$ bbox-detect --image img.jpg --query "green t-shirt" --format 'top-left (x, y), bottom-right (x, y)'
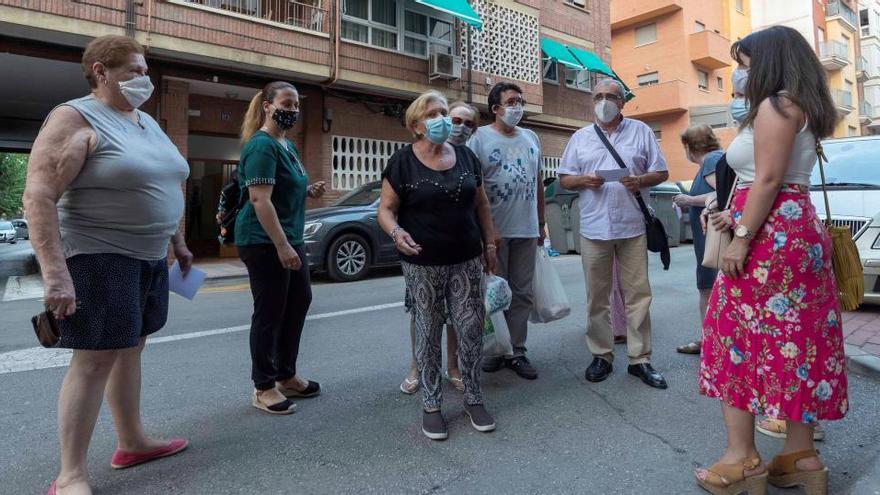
top-left (235, 131), bottom-right (309, 247)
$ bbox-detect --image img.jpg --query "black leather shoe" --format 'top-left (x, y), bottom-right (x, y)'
top-left (506, 356), bottom-right (538, 380)
top-left (584, 357), bottom-right (613, 383)
top-left (627, 363), bottom-right (668, 389)
top-left (482, 356), bottom-right (505, 373)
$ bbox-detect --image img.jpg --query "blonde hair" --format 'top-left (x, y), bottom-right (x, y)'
top-left (82, 35), bottom-right (144, 89)
top-left (449, 101), bottom-right (479, 124)
top-left (405, 90), bottom-right (448, 139)
top-left (680, 124), bottom-right (721, 155)
top-left (241, 81), bottom-right (297, 143)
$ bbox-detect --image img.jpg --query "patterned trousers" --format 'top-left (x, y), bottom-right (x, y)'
top-left (401, 257), bottom-right (485, 410)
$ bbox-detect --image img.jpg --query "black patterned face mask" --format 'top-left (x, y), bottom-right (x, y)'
top-left (272, 108), bottom-right (299, 130)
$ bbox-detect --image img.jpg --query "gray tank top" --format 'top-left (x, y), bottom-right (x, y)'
top-left (56, 95), bottom-right (189, 261)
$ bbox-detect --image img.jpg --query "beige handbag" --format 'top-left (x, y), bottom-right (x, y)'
top-left (701, 179), bottom-right (737, 269)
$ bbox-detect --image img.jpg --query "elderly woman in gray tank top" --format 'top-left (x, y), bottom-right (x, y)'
top-left (23, 35), bottom-right (191, 495)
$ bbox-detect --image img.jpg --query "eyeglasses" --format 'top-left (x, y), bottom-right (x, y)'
top-left (500, 97), bottom-right (525, 108)
top-left (593, 93), bottom-right (622, 103)
top-left (451, 116), bottom-right (477, 128)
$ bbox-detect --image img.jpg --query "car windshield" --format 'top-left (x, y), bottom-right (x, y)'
top-left (334, 183), bottom-right (382, 206)
top-left (0, 222), bottom-right (12, 229)
top-left (810, 139), bottom-right (880, 189)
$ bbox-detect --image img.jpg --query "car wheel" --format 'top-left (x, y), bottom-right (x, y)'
top-left (327, 233), bottom-right (371, 282)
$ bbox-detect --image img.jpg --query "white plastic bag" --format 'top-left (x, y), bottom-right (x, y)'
top-left (484, 274), bottom-right (512, 315)
top-left (529, 247), bottom-right (571, 323)
top-left (482, 311), bottom-right (513, 356)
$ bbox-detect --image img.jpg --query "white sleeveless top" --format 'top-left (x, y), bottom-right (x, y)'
top-left (725, 119), bottom-right (816, 186)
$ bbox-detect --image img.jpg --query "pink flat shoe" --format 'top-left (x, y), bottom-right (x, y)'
top-left (110, 438), bottom-right (188, 469)
top-left (47, 481), bottom-right (56, 495)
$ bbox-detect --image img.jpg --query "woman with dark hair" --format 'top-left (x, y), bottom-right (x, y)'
top-left (237, 81), bottom-right (326, 415)
top-left (695, 26), bottom-right (847, 495)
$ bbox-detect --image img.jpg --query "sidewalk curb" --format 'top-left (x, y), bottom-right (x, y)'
top-left (845, 344), bottom-right (880, 382)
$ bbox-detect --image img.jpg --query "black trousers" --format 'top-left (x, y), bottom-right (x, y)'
top-left (239, 244), bottom-right (312, 390)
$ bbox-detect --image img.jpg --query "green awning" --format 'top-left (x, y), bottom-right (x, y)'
top-left (566, 46), bottom-right (635, 101)
top-left (540, 37), bottom-right (585, 69)
top-left (566, 45), bottom-right (614, 77)
top-left (415, 0), bottom-right (483, 29)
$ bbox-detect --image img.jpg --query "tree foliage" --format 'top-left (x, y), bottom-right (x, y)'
top-left (0, 153), bottom-right (28, 218)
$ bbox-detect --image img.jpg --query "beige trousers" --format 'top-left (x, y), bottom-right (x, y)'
top-left (580, 235), bottom-right (652, 365)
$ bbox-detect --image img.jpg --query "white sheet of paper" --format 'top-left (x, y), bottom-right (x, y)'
top-left (596, 168), bottom-right (631, 181)
top-left (168, 261), bottom-right (206, 300)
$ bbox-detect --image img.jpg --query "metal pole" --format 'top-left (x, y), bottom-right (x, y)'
top-left (466, 24), bottom-right (473, 104)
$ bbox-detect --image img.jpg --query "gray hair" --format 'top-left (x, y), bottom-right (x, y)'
top-left (595, 78), bottom-right (625, 98)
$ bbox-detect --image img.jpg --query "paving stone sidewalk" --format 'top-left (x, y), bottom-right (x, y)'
top-left (843, 306), bottom-right (880, 380)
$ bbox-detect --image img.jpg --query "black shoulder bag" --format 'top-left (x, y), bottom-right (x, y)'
top-left (593, 125), bottom-right (671, 270)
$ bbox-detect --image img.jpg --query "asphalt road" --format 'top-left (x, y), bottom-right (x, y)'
top-left (1, 248), bottom-right (878, 494)
top-left (0, 239), bottom-right (33, 258)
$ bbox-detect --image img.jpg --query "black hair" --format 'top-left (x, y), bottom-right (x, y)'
top-left (739, 26), bottom-right (836, 139)
top-left (487, 82), bottom-right (523, 115)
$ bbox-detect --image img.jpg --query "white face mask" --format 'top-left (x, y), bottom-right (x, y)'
top-left (448, 124), bottom-right (474, 145)
top-left (118, 75), bottom-right (154, 109)
top-left (594, 99), bottom-right (620, 124)
top-left (499, 104), bottom-right (523, 128)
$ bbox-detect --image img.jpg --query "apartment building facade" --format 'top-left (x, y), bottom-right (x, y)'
top-left (0, 0), bottom-right (613, 257)
top-left (751, 0), bottom-right (864, 139)
top-left (859, 0), bottom-right (880, 134)
top-left (610, 0), bottom-right (748, 181)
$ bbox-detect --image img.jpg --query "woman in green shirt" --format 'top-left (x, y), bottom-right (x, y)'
top-left (237, 81), bottom-right (326, 415)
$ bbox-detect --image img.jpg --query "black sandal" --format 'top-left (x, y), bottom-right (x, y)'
top-left (278, 380), bottom-right (321, 398)
top-left (251, 392), bottom-right (296, 415)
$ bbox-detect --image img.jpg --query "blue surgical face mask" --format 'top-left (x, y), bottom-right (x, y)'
top-left (729, 97), bottom-right (749, 122)
top-left (424, 116), bottom-right (452, 144)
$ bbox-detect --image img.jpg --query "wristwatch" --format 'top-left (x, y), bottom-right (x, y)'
top-left (734, 224), bottom-right (755, 240)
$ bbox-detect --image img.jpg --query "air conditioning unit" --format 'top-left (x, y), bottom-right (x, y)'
top-left (429, 53), bottom-right (462, 81)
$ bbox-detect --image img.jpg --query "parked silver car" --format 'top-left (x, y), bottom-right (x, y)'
top-left (0, 221), bottom-right (17, 244)
top-left (811, 136), bottom-right (880, 305)
top-left (11, 219), bottom-right (28, 240)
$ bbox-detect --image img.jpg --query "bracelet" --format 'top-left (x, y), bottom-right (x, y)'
top-left (390, 226), bottom-right (403, 242)
top-left (485, 244), bottom-right (497, 251)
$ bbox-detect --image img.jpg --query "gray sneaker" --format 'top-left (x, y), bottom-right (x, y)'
top-left (464, 404), bottom-right (496, 432)
top-left (422, 410), bottom-right (448, 441)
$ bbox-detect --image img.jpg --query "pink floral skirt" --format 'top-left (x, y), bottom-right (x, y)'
top-left (699, 185), bottom-right (848, 423)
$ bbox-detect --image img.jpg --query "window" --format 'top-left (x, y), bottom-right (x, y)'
top-left (635, 23), bottom-right (657, 47)
top-left (563, 0), bottom-right (589, 9)
top-left (717, 76), bottom-right (724, 90)
top-left (817, 26), bottom-right (826, 43)
top-left (637, 72), bottom-right (659, 86)
top-left (690, 105), bottom-right (733, 128)
top-left (842, 33), bottom-right (850, 55)
top-left (848, 125), bottom-right (858, 137)
top-left (736, 0), bottom-right (744, 13)
top-left (565, 68), bottom-right (592, 91)
top-left (543, 59), bottom-right (559, 84)
top-left (695, 21), bottom-right (705, 33)
top-left (698, 70), bottom-right (709, 90)
top-left (648, 122), bottom-right (662, 141)
top-left (342, 0), bottom-right (454, 57)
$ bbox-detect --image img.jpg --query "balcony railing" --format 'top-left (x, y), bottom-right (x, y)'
top-left (832, 89), bottom-right (854, 113)
top-left (819, 40), bottom-right (850, 70)
top-left (826, 0), bottom-right (858, 29)
top-left (179, 0), bottom-right (329, 32)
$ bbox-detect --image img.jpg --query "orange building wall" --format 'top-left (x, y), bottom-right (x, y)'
top-left (611, 1), bottom-right (734, 180)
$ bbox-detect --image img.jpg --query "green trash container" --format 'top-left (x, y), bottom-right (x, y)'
top-left (543, 178), bottom-right (580, 254)
top-left (649, 183), bottom-right (681, 248)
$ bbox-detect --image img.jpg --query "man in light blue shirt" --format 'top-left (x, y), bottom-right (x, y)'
top-left (469, 82), bottom-right (544, 380)
top-left (558, 78), bottom-right (670, 390)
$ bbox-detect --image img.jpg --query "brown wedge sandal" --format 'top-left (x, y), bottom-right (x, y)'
top-left (768, 449), bottom-right (828, 495)
top-left (695, 456), bottom-right (768, 495)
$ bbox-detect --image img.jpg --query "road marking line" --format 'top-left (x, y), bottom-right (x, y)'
top-left (0, 301), bottom-right (404, 375)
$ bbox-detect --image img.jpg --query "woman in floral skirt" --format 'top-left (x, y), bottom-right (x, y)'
top-left (694, 26), bottom-right (847, 495)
